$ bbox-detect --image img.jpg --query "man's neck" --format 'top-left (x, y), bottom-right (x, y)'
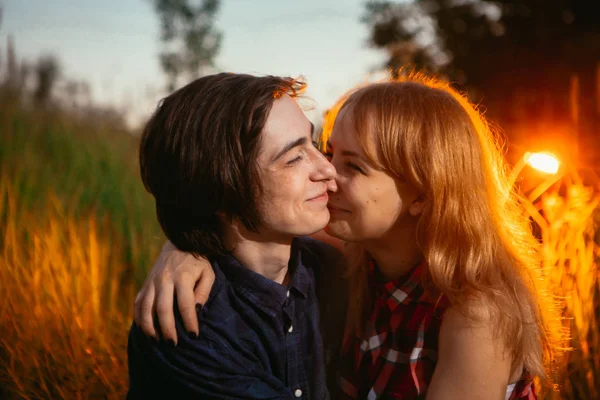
top-left (223, 222), bottom-right (293, 285)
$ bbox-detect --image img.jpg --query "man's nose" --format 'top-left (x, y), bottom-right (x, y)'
top-left (312, 150), bottom-right (337, 181)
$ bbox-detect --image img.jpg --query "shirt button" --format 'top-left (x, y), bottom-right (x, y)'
top-left (294, 389), bottom-right (302, 397)
top-left (286, 290), bottom-right (290, 298)
top-left (288, 325), bottom-right (293, 333)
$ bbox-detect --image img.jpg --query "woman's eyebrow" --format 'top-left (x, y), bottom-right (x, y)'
top-left (326, 141), bottom-right (370, 164)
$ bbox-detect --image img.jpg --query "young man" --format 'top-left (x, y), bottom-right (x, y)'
top-left (127, 73), bottom-right (341, 399)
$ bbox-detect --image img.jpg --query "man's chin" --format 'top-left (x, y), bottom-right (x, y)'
top-left (297, 225), bottom-right (329, 237)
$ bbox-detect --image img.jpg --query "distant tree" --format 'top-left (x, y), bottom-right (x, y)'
top-left (33, 54), bottom-right (60, 106)
top-left (6, 35), bottom-right (17, 87)
top-left (152, 0), bottom-right (222, 91)
top-left (1, 35), bottom-right (29, 98)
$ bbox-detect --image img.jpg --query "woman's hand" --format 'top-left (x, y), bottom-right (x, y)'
top-left (133, 241), bottom-right (215, 344)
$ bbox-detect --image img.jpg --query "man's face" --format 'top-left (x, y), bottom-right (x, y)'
top-left (254, 95), bottom-right (337, 239)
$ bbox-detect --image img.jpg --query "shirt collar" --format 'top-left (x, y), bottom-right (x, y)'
top-left (287, 238), bottom-right (311, 299)
top-left (212, 237), bottom-right (310, 315)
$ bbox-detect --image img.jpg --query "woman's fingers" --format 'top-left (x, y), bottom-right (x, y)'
top-left (131, 241), bottom-right (217, 345)
top-left (155, 278), bottom-right (177, 344)
top-left (134, 284), bottom-right (157, 340)
top-left (194, 265), bottom-right (215, 306)
top-left (175, 269), bottom-right (200, 336)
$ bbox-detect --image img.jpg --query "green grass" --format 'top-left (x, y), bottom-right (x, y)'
top-left (0, 97), bottom-right (164, 399)
top-left (0, 99), bottom-right (164, 284)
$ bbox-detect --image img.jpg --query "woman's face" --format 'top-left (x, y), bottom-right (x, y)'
top-left (324, 107), bottom-right (423, 243)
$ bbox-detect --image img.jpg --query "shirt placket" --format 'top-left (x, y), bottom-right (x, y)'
top-left (283, 289), bottom-right (308, 399)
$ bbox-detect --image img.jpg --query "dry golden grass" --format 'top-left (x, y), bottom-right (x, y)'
top-left (0, 96), bottom-right (163, 399)
top-left (0, 178), bottom-right (138, 399)
top-left (526, 175), bottom-right (600, 399)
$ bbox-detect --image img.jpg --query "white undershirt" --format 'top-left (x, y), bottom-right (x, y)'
top-left (505, 382), bottom-right (517, 400)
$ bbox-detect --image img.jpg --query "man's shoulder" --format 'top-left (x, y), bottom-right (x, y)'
top-left (128, 314), bottom-right (249, 373)
top-left (127, 320), bottom-right (291, 399)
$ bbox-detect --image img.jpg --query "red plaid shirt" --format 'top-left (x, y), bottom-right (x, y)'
top-left (337, 261), bottom-right (536, 400)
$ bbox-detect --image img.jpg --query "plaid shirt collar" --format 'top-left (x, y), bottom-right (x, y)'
top-left (368, 259), bottom-right (433, 311)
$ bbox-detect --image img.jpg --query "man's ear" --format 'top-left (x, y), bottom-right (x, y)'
top-left (409, 196), bottom-right (426, 217)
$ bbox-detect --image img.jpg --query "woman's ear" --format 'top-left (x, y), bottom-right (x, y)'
top-left (409, 196), bottom-right (426, 217)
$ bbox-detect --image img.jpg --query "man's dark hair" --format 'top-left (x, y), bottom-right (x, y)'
top-left (140, 73), bottom-right (305, 257)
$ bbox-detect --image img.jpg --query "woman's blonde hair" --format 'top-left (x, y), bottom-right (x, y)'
top-left (322, 72), bottom-right (565, 382)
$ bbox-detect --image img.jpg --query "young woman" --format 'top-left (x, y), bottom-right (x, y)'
top-left (133, 73), bottom-right (563, 399)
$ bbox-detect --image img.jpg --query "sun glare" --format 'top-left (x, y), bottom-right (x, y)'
top-left (525, 152), bottom-right (560, 174)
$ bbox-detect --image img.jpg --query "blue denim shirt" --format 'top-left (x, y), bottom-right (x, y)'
top-left (127, 236), bottom-right (344, 400)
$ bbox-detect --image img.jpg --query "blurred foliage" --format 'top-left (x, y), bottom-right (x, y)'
top-left (523, 172), bottom-right (600, 399)
top-left (33, 54), bottom-right (60, 107)
top-left (0, 93), bottom-right (164, 286)
top-left (0, 92), bottom-right (164, 398)
top-left (363, 0), bottom-right (600, 165)
top-left (0, 19), bottom-right (161, 399)
top-left (152, 0), bottom-right (222, 91)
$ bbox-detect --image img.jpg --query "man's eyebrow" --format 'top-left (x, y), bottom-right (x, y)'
top-left (272, 137), bottom-right (308, 162)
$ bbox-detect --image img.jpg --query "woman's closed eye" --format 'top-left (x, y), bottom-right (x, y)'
top-left (346, 162), bottom-right (365, 174)
top-left (322, 151), bottom-right (364, 174)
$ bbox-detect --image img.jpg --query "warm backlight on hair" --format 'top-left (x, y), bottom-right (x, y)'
top-left (525, 152), bottom-right (560, 174)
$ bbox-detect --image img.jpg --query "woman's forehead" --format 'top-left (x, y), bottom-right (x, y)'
top-left (331, 107), bottom-right (373, 148)
top-left (330, 108), bottom-right (354, 140)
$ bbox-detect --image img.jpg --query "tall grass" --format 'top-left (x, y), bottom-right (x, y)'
top-left (0, 98), bottom-right (163, 398)
top-left (525, 174), bottom-right (600, 399)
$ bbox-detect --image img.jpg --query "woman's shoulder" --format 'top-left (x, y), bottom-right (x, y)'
top-left (437, 301), bottom-right (512, 366)
top-left (439, 299), bottom-right (501, 335)
top-left (428, 304), bottom-right (515, 398)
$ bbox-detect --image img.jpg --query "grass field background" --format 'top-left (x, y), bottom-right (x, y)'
top-left (0, 97), bottom-right (164, 399)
